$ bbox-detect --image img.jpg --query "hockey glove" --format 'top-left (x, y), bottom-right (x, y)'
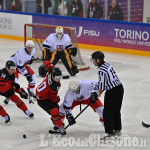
top-left (44, 60), bottom-right (55, 73)
top-left (19, 88), bottom-right (28, 99)
top-left (91, 92), bottom-right (98, 104)
top-left (66, 114), bottom-right (76, 126)
top-left (38, 63), bottom-right (47, 77)
top-left (48, 66), bottom-right (54, 73)
top-left (25, 73), bottom-right (33, 82)
top-left (70, 47), bottom-right (77, 57)
top-left (28, 56), bottom-right (34, 64)
top-left (12, 82), bottom-right (20, 90)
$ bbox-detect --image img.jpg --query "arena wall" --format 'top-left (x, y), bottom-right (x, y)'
top-left (0, 11), bottom-right (150, 57)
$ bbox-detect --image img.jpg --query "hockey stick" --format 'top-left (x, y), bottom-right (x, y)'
top-left (80, 101), bottom-right (82, 111)
top-left (33, 34), bottom-right (44, 61)
top-left (28, 66), bottom-right (34, 104)
top-left (49, 102), bottom-right (92, 134)
top-left (65, 102), bottom-right (92, 129)
top-left (142, 121), bottom-right (150, 128)
top-left (33, 34), bottom-right (43, 52)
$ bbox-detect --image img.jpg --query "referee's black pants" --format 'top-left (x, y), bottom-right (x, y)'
top-left (103, 84), bottom-right (124, 134)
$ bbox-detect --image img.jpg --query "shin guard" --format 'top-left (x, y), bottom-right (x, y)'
top-left (0, 105), bottom-right (7, 117)
top-left (9, 94), bottom-right (27, 112)
top-left (51, 107), bottom-right (63, 128)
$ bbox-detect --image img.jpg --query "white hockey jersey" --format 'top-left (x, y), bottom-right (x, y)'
top-left (9, 47), bottom-right (35, 75)
top-left (63, 80), bottom-right (99, 109)
top-left (43, 33), bottom-right (72, 52)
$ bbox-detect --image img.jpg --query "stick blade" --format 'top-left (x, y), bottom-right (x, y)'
top-left (142, 121), bottom-right (150, 128)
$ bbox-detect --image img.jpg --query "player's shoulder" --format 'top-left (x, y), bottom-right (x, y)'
top-left (47, 33), bottom-right (57, 41)
top-left (49, 33), bottom-right (56, 38)
top-left (79, 80), bottom-right (93, 86)
top-left (99, 62), bottom-right (111, 71)
top-left (48, 79), bottom-right (61, 91)
top-left (63, 34), bottom-right (70, 39)
top-left (17, 47), bottom-right (26, 56)
top-left (0, 68), bottom-right (7, 77)
top-left (18, 47), bottom-right (25, 52)
top-left (0, 68), bottom-right (15, 80)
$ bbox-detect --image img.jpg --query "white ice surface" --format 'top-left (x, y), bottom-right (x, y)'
top-left (0, 39), bottom-right (150, 150)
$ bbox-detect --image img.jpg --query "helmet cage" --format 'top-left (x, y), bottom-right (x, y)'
top-left (56, 26), bottom-right (64, 40)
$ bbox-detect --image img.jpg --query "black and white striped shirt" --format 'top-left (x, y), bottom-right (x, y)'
top-left (97, 62), bottom-right (122, 91)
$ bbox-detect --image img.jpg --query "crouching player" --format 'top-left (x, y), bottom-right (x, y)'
top-left (59, 80), bottom-right (104, 127)
top-left (0, 61), bottom-right (34, 124)
top-left (36, 67), bottom-right (66, 135)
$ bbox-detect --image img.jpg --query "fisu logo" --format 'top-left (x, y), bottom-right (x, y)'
top-left (76, 26), bottom-right (100, 37)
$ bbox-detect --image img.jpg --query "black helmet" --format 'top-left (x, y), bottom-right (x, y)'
top-left (51, 67), bottom-right (62, 79)
top-left (91, 51), bottom-right (105, 62)
top-left (5, 61), bottom-right (16, 70)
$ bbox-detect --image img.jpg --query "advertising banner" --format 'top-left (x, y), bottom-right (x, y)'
top-left (0, 12), bottom-right (32, 36)
top-left (33, 16), bottom-right (150, 52)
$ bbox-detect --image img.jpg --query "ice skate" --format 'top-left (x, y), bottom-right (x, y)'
top-left (4, 114), bottom-right (11, 124)
top-left (4, 98), bottom-right (10, 105)
top-left (25, 110), bottom-right (34, 118)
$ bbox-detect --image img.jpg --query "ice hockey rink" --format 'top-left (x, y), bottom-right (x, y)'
top-left (0, 39), bottom-right (150, 150)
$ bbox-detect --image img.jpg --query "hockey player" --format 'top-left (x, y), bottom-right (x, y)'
top-left (0, 61), bottom-right (34, 124)
top-left (39, 26), bottom-right (79, 77)
top-left (36, 67), bottom-right (66, 135)
top-left (59, 79), bottom-right (104, 127)
top-left (4, 40), bottom-right (37, 105)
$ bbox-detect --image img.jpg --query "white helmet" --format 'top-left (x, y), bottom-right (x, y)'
top-left (26, 40), bottom-right (34, 47)
top-left (56, 26), bottom-right (64, 40)
top-left (69, 80), bottom-right (80, 92)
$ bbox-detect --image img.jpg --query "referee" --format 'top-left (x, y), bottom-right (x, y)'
top-left (91, 51), bottom-right (124, 140)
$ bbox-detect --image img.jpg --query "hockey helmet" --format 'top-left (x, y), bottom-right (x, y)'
top-left (5, 61), bottom-right (16, 70)
top-left (91, 51), bottom-right (105, 62)
top-left (26, 40), bottom-right (34, 47)
top-left (51, 67), bottom-right (62, 79)
top-left (38, 63), bottom-right (47, 77)
top-left (69, 79), bottom-right (80, 92)
top-left (56, 26), bottom-right (64, 40)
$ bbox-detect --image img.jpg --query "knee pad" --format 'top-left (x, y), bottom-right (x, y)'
top-left (9, 95), bottom-right (23, 107)
top-left (9, 94), bottom-right (20, 103)
top-left (0, 106), bottom-right (7, 117)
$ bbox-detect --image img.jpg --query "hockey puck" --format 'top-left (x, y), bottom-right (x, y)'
top-left (23, 134), bottom-right (27, 138)
top-left (62, 75), bottom-right (69, 79)
top-left (142, 121), bottom-right (150, 128)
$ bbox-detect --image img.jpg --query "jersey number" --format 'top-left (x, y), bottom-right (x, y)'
top-left (37, 81), bottom-right (46, 92)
